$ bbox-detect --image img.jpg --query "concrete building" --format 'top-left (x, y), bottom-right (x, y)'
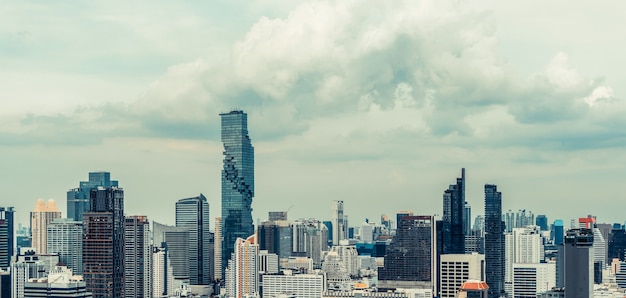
top-left (561, 229), bottom-right (594, 298)
top-left (11, 251), bottom-right (58, 298)
top-left (261, 271), bottom-right (325, 298)
top-left (124, 215), bottom-right (151, 298)
top-left (225, 234), bottom-right (259, 298)
top-left (332, 201), bottom-right (347, 246)
top-left (511, 263), bottom-right (556, 298)
top-left (47, 218), bottom-right (83, 274)
top-left (152, 246), bottom-right (175, 298)
top-left (153, 221), bottom-right (190, 283)
top-left (439, 253), bottom-right (485, 298)
top-left (30, 199), bottom-right (61, 255)
top-left (259, 250), bottom-right (279, 274)
top-left (23, 265), bottom-right (92, 297)
top-left (505, 226), bottom-right (543, 295)
top-left (331, 245), bottom-right (359, 277)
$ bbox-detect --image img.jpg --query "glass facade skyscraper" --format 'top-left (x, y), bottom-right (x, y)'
top-left (484, 184), bottom-right (505, 298)
top-left (220, 110), bottom-right (254, 279)
top-left (442, 168), bottom-right (466, 254)
top-left (67, 172), bottom-right (118, 222)
top-left (176, 194), bottom-right (212, 284)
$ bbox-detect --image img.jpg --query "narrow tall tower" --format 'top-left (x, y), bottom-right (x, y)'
top-left (562, 228), bottom-right (594, 298)
top-left (31, 199), bottom-right (61, 254)
top-left (484, 184), bottom-right (504, 298)
top-left (442, 168), bottom-right (466, 254)
top-left (176, 194), bottom-right (212, 284)
top-left (83, 184), bottom-right (125, 298)
top-left (124, 215), bottom-right (151, 298)
top-left (332, 200), bottom-right (345, 245)
top-left (220, 110), bottom-right (255, 279)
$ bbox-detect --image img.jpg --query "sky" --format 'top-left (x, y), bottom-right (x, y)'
top-left (2, 0), bottom-right (626, 229)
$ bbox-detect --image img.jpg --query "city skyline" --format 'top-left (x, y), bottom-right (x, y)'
top-left (3, 1), bottom-right (626, 228)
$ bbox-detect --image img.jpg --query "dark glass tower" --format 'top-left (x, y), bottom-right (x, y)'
top-left (83, 186), bottom-right (125, 298)
top-left (67, 172), bottom-right (118, 222)
top-left (536, 215), bottom-right (548, 231)
top-left (0, 207), bottom-right (14, 269)
top-left (484, 184), bottom-right (504, 298)
top-left (220, 110), bottom-right (254, 279)
top-left (378, 215), bottom-right (435, 289)
top-left (442, 168), bottom-right (466, 254)
top-left (176, 194), bottom-right (212, 284)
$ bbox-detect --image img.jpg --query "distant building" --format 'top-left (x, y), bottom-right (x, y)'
top-left (442, 169), bottom-right (466, 255)
top-left (439, 253), bottom-right (485, 298)
top-left (259, 250), bottom-right (279, 274)
top-left (552, 220), bottom-right (564, 245)
top-left (152, 247), bottom-right (175, 298)
top-left (332, 201), bottom-right (347, 245)
top-left (220, 110), bottom-right (255, 279)
top-left (608, 225), bottom-right (626, 262)
top-left (511, 263), bottom-right (556, 298)
top-left (330, 245), bottom-right (359, 277)
top-left (224, 234), bottom-right (259, 298)
top-left (536, 215), bottom-right (549, 231)
top-left (30, 199), bottom-right (61, 254)
top-left (124, 215), bottom-right (151, 298)
top-left (378, 215), bottom-right (436, 292)
top-left (47, 218), bottom-right (83, 274)
top-left (153, 221), bottom-right (190, 283)
top-left (176, 194), bottom-right (212, 284)
top-left (82, 186), bottom-right (125, 298)
top-left (561, 229), bottom-right (594, 298)
top-left (67, 172), bottom-right (118, 222)
top-left (23, 265), bottom-right (92, 297)
top-left (484, 184), bottom-right (505, 298)
top-left (258, 218), bottom-right (292, 260)
top-left (0, 207), bottom-right (15, 270)
top-left (11, 250), bottom-right (59, 298)
top-left (292, 218), bottom-right (329, 267)
top-left (0, 269), bottom-right (9, 298)
top-left (457, 280), bottom-right (489, 298)
top-left (261, 271), bottom-right (325, 298)
top-left (505, 226), bottom-right (543, 295)
top-left (214, 217), bottom-right (222, 281)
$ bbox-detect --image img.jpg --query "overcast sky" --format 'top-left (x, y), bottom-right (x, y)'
top-left (2, 0), bottom-right (626, 229)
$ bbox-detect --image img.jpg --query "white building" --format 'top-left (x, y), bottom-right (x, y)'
top-left (331, 245), bottom-right (359, 277)
top-left (332, 201), bottom-right (347, 245)
top-left (505, 226), bottom-right (544, 295)
top-left (361, 223), bottom-right (374, 243)
top-left (23, 265), bottom-right (92, 297)
top-left (225, 235), bottom-right (259, 298)
top-left (261, 271), bottom-right (325, 298)
top-left (286, 257), bottom-right (313, 273)
top-left (512, 262), bottom-right (556, 297)
top-left (46, 218), bottom-right (83, 274)
top-left (152, 247), bottom-right (175, 297)
top-left (259, 250), bottom-right (279, 274)
top-left (11, 251), bottom-right (58, 298)
top-left (439, 253), bottom-right (485, 298)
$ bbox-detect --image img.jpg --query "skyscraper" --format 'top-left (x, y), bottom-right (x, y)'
top-left (484, 184), bottom-right (504, 298)
top-left (47, 218), bottom-right (83, 274)
top-left (224, 235), bottom-right (259, 298)
top-left (67, 172), bottom-right (118, 222)
top-left (332, 200), bottom-right (346, 245)
top-left (0, 207), bottom-right (14, 270)
top-left (176, 194), bottom-right (212, 284)
top-left (153, 221), bottom-right (190, 283)
top-left (378, 215), bottom-right (436, 292)
top-left (124, 215), bottom-right (151, 298)
top-left (561, 229), bottom-right (594, 298)
top-left (220, 110), bottom-right (255, 278)
top-left (442, 168), bottom-right (466, 254)
top-left (82, 186), bottom-right (125, 298)
top-left (31, 199), bottom-right (61, 254)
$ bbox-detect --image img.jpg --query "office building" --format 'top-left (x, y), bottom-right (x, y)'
top-left (220, 110), bottom-right (255, 279)
top-left (511, 263), bottom-right (556, 298)
top-left (292, 218), bottom-right (329, 267)
top-left (176, 194), bottom-right (212, 284)
top-left (332, 200), bottom-right (348, 245)
top-left (285, 257), bottom-right (313, 273)
top-left (322, 251), bottom-right (351, 291)
top-left (23, 265), bottom-right (92, 297)
top-left (214, 217), bottom-right (222, 281)
top-left (67, 172), bottom-right (118, 222)
top-left (378, 215), bottom-right (436, 292)
top-left (47, 218), bottom-right (83, 274)
top-left (261, 271), bottom-right (325, 298)
top-left (224, 234), bottom-right (259, 298)
top-left (258, 217), bottom-right (292, 260)
top-left (153, 221), bottom-right (190, 282)
top-left (561, 229), bottom-right (594, 298)
top-left (608, 225), bottom-right (626, 262)
top-left (0, 207), bottom-right (14, 270)
top-left (505, 226), bottom-right (543, 295)
top-left (11, 250), bottom-right (59, 298)
top-left (82, 186), bottom-right (124, 298)
top-left (442, 168), bottom-right (466, 254)
top-left (124, 216), bottom-right (151, 298)
top-left (259, 250), bottom-right (279, 274)
top-left (439, 253), bottom-right (485, 298)
top-left (536, 215), bottom-right (548, 231)
top-left (31, 199), bottom-right (61, 255)
top-left (152, 247), bottom-right (175, 298)
top-left (484, 184), bottom-right (504, 298)
top-left (552, 220), bottom-right (564, 245)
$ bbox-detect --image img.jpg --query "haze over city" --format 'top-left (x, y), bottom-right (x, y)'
top-left (2, 0), bottom-right (626, 228)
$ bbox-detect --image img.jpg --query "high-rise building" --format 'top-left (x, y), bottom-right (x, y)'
top-left (153, 221), bottom-right (190, 282)
top-left (442, 168), bottom-right (466, 254)
top-left (11, 251), bottom-right (53, 298)
top-left (124, 215), bottom-right (151, 298)
top-left (511, 262), bottom-right (556, 298)
top-left (561, 229), bottom-right (594, 298)
top-left (291, 218), bottom-right (329, 267)
top-left (31, 199), bottom-right (61, 254)
top-left (332, 200), bottom-right (347, 245)
top-left (439, 253), bottom-right (485, 298)
top-left (82, 186), bottom-right (125, 298)
top-left (330, 245), bottom-right (359, 277)
top-left (220, 110), bottom-right (255, 279)
top-left (23, 265), bottom-right (92, 297)
top-left (0, 207), bottom-right (14, 270)
top-left (214, 217), bottom-right (222, 281)
top-left (536, 215), bottom-right (548, 231)
top-left (152, 247), bottom-right (175, 298)
top-left (225, 235), bottom-right (259, 298)
top-left (176, 194), bottom-right (212, 284)
top-left (47, 218), bottom-right (83, 274)
top-left (505, 226), bottom-right (543, 295)
top-left (258, 219), bottom-right (292, 260)
top-left (484, 184), bottom-right (505, 298)
top-left (378, 215), bottom-right (436, 292)
top-left (552, 220), bottom-right (564, 245)
top-left (67, 172), bottom-right (118, 222)
top-left (608, 225), bottom-right (626, 262)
